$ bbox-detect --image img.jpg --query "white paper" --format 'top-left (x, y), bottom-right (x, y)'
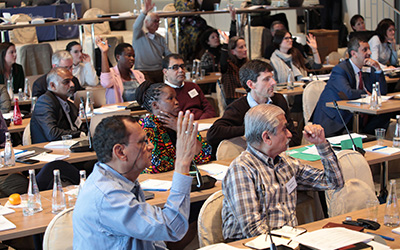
top-left (0, 205), bottom-right (15, 216)
top-left (301, 145), bottom-right (319, 156)
top-left (198, 243), bottom-right (244, 250)
top-left (271, 226), bottom-right (306, 238)
top-left (140, 179), bottom-right (172, 191)
top-left (2, 111), bottom-right (24, 120)
top-left (301, 74), bottom-right (331, 82)
top-left (93, 106), bottom-right (126, 114)
top-left (367, 240), bottom-right (391, 250)
top-left (0, 215), bottom-right (16, 231)
top-left (326, 133), bottom-right (367, 145)
top-left (198, 163), bottom-right (229, 180)
top-left (0, 149), bottom-right (35, 159)
top-left (30, 153), bottom-right (68, 162)
top-left (44, 139), bottom-right (78, 149)
top-left (364, 145), bottom-right (400, 155)
top-left (347, 95), bottom-right (393, 104)
top-left (293, 228), bottom-right (373, 250)
top-left (245, 234), bottom-right (298, 249)
top-left (5, 200), bottom-right (25, 208)
top-left (198, 123), bottom-right (213, 131)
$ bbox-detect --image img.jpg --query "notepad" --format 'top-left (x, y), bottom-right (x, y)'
top-left (244, 234), bottom-right (298, 250)
top-left (140, 179), bottom-right (172, 191)
top-left (364, 145), bottom-right (400, 155)
top-left (271, 226), bottom-right (307, 238)
top-left (198, 163), bottom-right (229, 180)
top-left (0, 216), bottom-right (16, 232)
top-left (30, 153), bottom-right (68, 162)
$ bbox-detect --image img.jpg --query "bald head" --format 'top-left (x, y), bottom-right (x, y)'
top-left (145, 13), bottom-right (160, 34)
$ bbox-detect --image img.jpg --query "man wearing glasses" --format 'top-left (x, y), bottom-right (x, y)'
top-left (32, 50), bottom-right (84, 98)
top-left (30, 67), bottom-right (86, 143)
top-left (162, 53), bottom-right (216, 120)
top-left (222, 104), bottom-right (344, 241)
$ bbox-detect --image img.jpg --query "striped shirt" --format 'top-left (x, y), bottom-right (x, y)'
top-left (221, 142), bottom-right (344, 241)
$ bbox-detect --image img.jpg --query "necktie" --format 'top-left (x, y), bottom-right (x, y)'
top-left (358, 71), bottom-right (364, 90)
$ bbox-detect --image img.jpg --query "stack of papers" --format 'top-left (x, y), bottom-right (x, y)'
top-left (198, 163), bottom-right (229, 180)
top-left (347, 95), bottom-right (393, 105)
top-left (0, 149), bottom-right (35, 159)
top-left (0, 216), bottom-right (16, 232)
top-left (141, 179), bottom-right (172, 191)
top-left (30, 152), bottom-right (68, 162)
top-left (364, 145), bottom-right (400, 155)
top-left (44, 139), bottom-right (79, 149)
top-left (0, 206), bottom-right (15, 216)
top-left (326, 133), bottom-right (367, 145)
top-left (271, 226), bottom-right (307, 238)
top-left (244, 234), bottom-right (298, 249)
top-left (93, 105), bottom-right (126, 115)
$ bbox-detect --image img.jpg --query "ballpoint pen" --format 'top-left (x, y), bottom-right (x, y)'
top-left (372, 146), bottom-right (388, 151)
top-left (366, 232), bottom-right (394, 241)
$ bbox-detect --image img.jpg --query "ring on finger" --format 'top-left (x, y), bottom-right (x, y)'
top-left (185, 131), bottom-right (189, 134)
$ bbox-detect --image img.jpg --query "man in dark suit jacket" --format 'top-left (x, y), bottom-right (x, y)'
top-left (30, 67), bottom-right (86, 144)
top-left (207, 60), bottom-right (300, 156)
top-left (313, 36), bottom-right (389, 137)
top-left (32, 50), bottom-right (84, 98)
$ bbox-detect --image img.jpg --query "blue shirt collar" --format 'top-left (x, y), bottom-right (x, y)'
top-left (246, 92), bottom-right (272, 108)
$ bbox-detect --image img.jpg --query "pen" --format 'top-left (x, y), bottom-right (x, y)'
top-left (15, 150), bottom-right (27, 155)
top-left (366, 232), bottom-right (394, 241)
top-left (101, 41), bottom-right (111, 48)
top-left (372, 146), bottom-right (388, 151)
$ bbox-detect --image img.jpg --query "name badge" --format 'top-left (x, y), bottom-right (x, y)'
top-left (75, 117), bottom-right (82, 128)
top-left (188, 88), bottom-right (199, 98)
top-left (361, 66), bottom-right (371, 73)
top-left (286, 176), bottom-right (297, 194)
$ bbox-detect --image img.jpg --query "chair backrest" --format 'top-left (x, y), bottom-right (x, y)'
top-left (215, 78), bottom-right (226, 116)
top-left (16, 43), bottom-right (53, 76)
top-left (244, 25), bottom-right (271, 59)
top-left (162, 3), bottom-right (177, 53)
top-left (26, 74), bottom-right (43, 96)
top-left (22, 122), bottom-right (31, 146)
top-left (9, 14), bottom-right (38, 44)
top-left (90, 110), bottom-right (131, 134)
top-left (302, 80), bottom-right (326, 124)
top-left (216, 136), bottom-right (246, 161)
top-left (82, 8), bottom-right (111, 35)
top-left (198, 190), bottom-right (225, 247)
top-left (73, 88), bottom-right (107, 109)
top-left (43, 207), bottom-right (74, 250)
top-left (325, 150), bottom-right (377, 217)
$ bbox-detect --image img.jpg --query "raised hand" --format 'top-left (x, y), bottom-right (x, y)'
top-left (142, 0), bottom-right (155, 14)
top-left (303, 124), bottom-right (326, 145)
top-left (95, 37), bottom-right (109, 53)
top-left (306, 33), bottom-right (318, 52)
top-left (229, 5), bottom-right (236, 21)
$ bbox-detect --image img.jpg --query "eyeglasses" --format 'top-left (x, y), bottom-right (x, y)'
top-left (138, 134), bottom-right (150, 145)
top-left (283, 36), bottom-right (293, 41)
top-left (167, 64), bottom-right (185, 71)
top-left (60, 79), bottom-right (73, 85)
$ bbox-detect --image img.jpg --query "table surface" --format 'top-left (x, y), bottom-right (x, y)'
top-left (326, 93), bottom-right (400, 115)
top-left (194, 72), bottom-right (221, 85)
top-left (229, 203), bottom-right (400, 249)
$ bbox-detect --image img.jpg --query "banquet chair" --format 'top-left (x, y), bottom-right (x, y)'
top-left (9, 14), bottom-right (38, 44)
top-left (43, 207), bottom-right (74, 250)
top-left (16, 43), bottom-right (53, 76)
top-left (198, 190), bottom-right (224, 247)
top-left (22, 123), bottom-right (31, 146)
top-left (302, 80), bottom-right (326, 124)
top-left (216, 136), bottom-right (246, 161)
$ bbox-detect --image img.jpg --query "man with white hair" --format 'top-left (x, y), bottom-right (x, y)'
top-left (221, 104), bottom-right (344, 241)
top-left (133, 0), bottom-right (171, 83)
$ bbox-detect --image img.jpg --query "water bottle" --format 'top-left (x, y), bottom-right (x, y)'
top-left (52, 169), bottom-right (66, 214)
top-left (78, 170), bottom-right (86, 194)
top-left (70, 3), bottom-right (78, 21)
top-left (192, 60), bottom-right (197, 81)
top-left (6, 79), bottom-right (13, 100)
top-left (18, 88), bottom-right (23, 101)
top-left (79, 102), bottom-right (85, 119)
top-left (376, 82), bottom-right (382, 107)
top-left (23, 78), bottom-right (30, 100)
top-left (13, 98), bottom-right (22, 125)
top-left (4, 132), bottom-right (15, 167)
top-left (28, 169), bottom-right (42, 214)
top-left (133, 0), bottom-right (139, 14)
top-left (85, 91), bottom-right (93, 117)
top-left (369, 84), bottom-right (378, 110)
top-left (394, 115), bottom-right (400, 148)
top-left (384, 179), bottom-right (400, 227)
top-left (287, 68), bottom-right (294, 90)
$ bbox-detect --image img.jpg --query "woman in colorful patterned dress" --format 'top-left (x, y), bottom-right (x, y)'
top-left (136, 81), bottom-right (211, 173)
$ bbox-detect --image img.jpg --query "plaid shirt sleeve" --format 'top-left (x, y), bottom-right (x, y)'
top-left (294, 141), bottom-right (344, 190)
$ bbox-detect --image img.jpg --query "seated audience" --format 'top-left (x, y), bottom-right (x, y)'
top-left (199, 6), bottom-right (237, 73)
top-left (207, 60), bottom-right (300, 156)
top-left (348, 14), bottom-right (375, 41)
top-left (133, 0), bottom-right (170, 83)
top-left (30, 67), bottom-right (86, 144)
top-left (369, 18), bottom-right (398, 67)
top-left (270, 30), bottom-right (321, 84)
top-left (0, 42), bottom-right (25, 93)
top-left (313, 36), bottom-right (389, 136)
top-left (66, 41), bottom-right (99, 87)
top-left (263, 21), bottom-right (307, 60)
top-left (222, 104), bottom-right (344, 241)
top-left (220, 35), bottom-right (248, 105)
top-left (73, 112), bottom-right (199, 249)
top-left (136, 81), bottom-right (211, 173)
top-left (162, 54), bottom-right (216, 120)
top-left (32, 50), bottom-right (84, 98)
top-left (96, 39), bottom-right (145, 104)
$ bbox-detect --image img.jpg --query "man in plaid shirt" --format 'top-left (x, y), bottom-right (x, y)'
top-left (222, 104), bottom-right (344, 241)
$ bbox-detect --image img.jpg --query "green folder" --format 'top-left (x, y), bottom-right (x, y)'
top-left (340, 137), bottom-right (363, 150)
top-left (286, 146), bottom-right (321, 161)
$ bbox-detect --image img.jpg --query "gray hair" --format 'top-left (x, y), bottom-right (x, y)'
top-left (46, 67), bottom-right (64, 90)
top-left (245, 104), bottom-right (285, 145)
top-left (145, 12), bottom-right (158, 23)
top-left (52, 50), bottom-right (72, 66)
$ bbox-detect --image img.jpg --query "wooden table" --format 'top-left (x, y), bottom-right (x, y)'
top-left (8, 118), bottom-right (30, 133)
top-left (236, 85), bottom-right (304, 97)
top-left (229, 202), bottom-right (400, 249)
top-left (326, 93), bottom-right (400, 133)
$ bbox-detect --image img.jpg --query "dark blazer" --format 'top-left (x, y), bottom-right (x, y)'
top-left (32, 73), bottom-right (84, 98)
top-left (207, 93), bottom-right (300, 155)
top-left (312, 59), bottom-right (387, 136)
top-left (30, 91), bottom-right (85, 144)
top-left (0, 63), bottom-right (25, 93)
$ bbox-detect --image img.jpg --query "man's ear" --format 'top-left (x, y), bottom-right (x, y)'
top-left (116, 54), bottom-right (121, 62)
top-left (246, 80), bottom-right (255, 90)
top-left (113, 144), bottom-right (126, 161)
top-left (162, 68), bottom-right (168, 76)
top-left (261, 131), bottom-right (272, 145)
top-left (49, 81), bottom-right (56, 91)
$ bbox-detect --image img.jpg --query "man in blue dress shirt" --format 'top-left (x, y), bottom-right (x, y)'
top-left (73, 111), bottom-right (199, 249)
